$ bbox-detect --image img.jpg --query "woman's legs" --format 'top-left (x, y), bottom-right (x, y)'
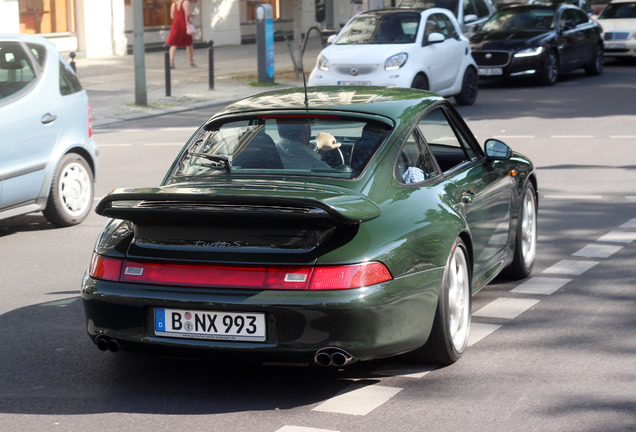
top-left (186, 44), bottom-right (196, 66)
top-left (169, 45), bottom-right (177, 68)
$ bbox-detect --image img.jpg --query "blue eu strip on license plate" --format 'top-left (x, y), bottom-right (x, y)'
top-left (154, 308), bottom-right (266, 342)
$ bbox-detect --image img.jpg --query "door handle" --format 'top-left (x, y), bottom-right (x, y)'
top-left (41, 113), bottom-right (58, 124)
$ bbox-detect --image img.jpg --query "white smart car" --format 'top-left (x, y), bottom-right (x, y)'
top-left (307, 8), bottom-right (479, 105)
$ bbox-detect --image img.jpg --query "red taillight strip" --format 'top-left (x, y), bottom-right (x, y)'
top-left (89, 254), bottom-right (392, 290)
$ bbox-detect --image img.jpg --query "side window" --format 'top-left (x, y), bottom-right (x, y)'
top-left (59, 55), bottom-right (83, 96)
top-left (463, 0), bottom-right (477, 18)
top-left (473, 0), bottom-right (492, 18)
top-left (418, 107), bottom-right (476, 172)
top-left (26, 42), bottom-right (47, 68)
top-left (572, 9), bottom-right (588, 25)
top-left (0, 42), bottom-right (37, 102)
top-left (396, 132), bottom-right (440, 184)
top-left (437, 13), bottom-right (459, 38)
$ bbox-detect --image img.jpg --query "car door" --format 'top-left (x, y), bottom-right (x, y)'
top-left (418, 105), bottom-right (513, 286)
top-left (0, 40), bottom-right (61, 209)
top-left (557, 7), bottom-right (590, 70)
top-left (422, 12), bottom-right (465, 91)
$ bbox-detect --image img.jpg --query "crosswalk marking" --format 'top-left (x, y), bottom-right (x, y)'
top-left (597, 231), bottom-right (636, 243)
top-left (511, 277), bottom-right (571, 295)
top-left (472, 298), bottom-right (540, 320)
top-left (620, 218), bottom-right (636, 229)
top-left (312, 384), bottom-right (402, 416)
top-left (277, 427), bottom-right (339, 432)
top-left (543, 259), bottom-right (599, 275)
top-left (468, 323), bottom-right (502, 346)
top-left (572, 244), bottom-right (623, 258)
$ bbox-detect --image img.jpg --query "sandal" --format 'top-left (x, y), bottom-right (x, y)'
top-left (170, 61), bottom-right (175, 69)
top-left (190, 61), bottom-right (197, 68)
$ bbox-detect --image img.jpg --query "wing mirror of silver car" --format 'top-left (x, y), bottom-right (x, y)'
top-left (485, 139), bottom-right (512, 160)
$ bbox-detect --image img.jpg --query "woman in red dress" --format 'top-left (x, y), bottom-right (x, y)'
top-left (165, 0), bottom-right (196, 68)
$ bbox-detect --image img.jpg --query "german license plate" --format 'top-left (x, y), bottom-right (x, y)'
top-left (605, 42), bottom-right (626, 49)
top-left (154, 308), bottom-right (266, 342)
top-left (478, 67), bottom-right (503, 76)
top-left (338, 81), bottom-right (371, 85)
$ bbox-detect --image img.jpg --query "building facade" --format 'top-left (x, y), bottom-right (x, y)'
top-left (0, 0), bottom-right (388, 57)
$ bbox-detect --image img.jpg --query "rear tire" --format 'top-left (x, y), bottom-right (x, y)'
top-left (585, 42), bottom-right (604, 76)
top-left (454, 67), bottom-right (478, 106)
top-left (412, 238), bottom-right (471, 365)
top-left (504, 182), bottom-right (537, 279)
top-left (43, 153), bottom-right (94, 227)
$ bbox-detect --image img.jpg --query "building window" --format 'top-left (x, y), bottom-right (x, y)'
top-left (243, 0), bottom-right (280, 23)
top-left (124, 0), bottom-right (199, 28)
top-left (19, 0), bottom-right (76, 34)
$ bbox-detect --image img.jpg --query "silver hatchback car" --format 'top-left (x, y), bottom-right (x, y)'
top-left (0, 34), bottom-right (97, 226)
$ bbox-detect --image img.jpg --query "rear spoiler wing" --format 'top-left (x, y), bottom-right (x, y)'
top-left (95, 187), bottom-right (381, 225)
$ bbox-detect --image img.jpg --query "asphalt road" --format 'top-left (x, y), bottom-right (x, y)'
top-left (1, 59), bottom-right (635, 432)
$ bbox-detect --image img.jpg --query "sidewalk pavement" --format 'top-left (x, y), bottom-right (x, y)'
top-left (74, 36), bottom-right (325, 128)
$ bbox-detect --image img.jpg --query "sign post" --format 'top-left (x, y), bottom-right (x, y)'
top-left (256, 4), bottom-right (275, 84)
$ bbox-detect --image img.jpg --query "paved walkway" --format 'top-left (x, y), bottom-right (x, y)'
top-left (74, 36), bottom-right (324, 127)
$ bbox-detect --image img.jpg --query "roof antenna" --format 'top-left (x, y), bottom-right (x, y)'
top-left (298, 42), bottom-right (309, 108)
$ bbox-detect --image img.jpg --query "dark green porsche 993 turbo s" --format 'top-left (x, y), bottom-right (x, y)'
top-left (82, 86), bottom-right (538, 367)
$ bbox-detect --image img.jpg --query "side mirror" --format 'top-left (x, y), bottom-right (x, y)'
top-left (464, 14), bottom-right (478, 24)
top-left (485, 139), bottom-right (512, 160)
top-left (427, 32), bottom-right (445, 45)
top-left (327, 34), bottom-right (336, 44)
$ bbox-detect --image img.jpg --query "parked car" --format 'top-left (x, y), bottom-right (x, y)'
top-left (595, 0), bottom-right (636, 58)
top-left (470, 4), bottom-right (604, 85)
top-left (399, 0), bottom-right (497, 33)
top-left (308, 9), bottom-right (479, 105)
top-left (0, 34), bottom-right (97, 226)
top-left (495, 0), bottom-right (593, 15)
top-left (82, 86), bottom-right (538, 367)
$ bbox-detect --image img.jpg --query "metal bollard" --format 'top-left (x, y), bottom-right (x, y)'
top-left (69, 52), bottom-right (76, 72)
top-left (164, 44), bottom-right (171, 97)
top-left (208, 40), bottom-right (214, 90)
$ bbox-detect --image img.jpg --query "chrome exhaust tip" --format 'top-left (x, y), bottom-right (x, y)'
top-left (314, 347), bottom-right (356, 367)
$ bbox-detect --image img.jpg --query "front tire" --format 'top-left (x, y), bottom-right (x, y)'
top-left (454, 67), bottom-right (478, 106)
top-left (411, 74), bottom-right (429, 91)
top-left (412, 238), bottom-right (471, 365)
top-left (43, 153), bottom-right (94, 227)
top-left (538, 50), bottom-right (559, 86)
top-left (505, 182), bottom-right (537, 279)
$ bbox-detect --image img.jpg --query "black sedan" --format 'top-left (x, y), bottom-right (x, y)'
top-left (470, 3), bottom-right (604, 85)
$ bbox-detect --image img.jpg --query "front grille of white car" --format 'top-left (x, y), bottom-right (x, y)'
top-left (334, 65), bottom-right (379, 76)
top-left (604, 32), bottom-right (630, 41)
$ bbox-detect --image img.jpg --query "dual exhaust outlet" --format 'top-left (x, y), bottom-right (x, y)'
top-left (95, 335), bottom-right (121, 353)
top-left (314, 347), bottom-right (356, 367)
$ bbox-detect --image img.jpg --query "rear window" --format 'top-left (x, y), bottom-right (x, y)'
top-left (169, 116), bottom-right (391, 181)
top-left (59, 54), bottom-right (83, 95)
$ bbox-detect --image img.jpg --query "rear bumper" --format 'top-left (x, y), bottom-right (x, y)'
top-left (81, 268), bottom-right (443, 364)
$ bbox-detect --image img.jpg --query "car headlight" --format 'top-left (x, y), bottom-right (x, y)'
top-left (385, 53), bottom-right (408, 71)
top-left (514, 46), bottom-right (545, 58)
top-left (318, 55), bottom-right (329, 71)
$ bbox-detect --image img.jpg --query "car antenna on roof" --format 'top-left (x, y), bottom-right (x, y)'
top-left (298, 42), bottom-right (309, 108)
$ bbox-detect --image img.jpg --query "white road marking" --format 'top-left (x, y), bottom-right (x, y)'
top-left (610, 135), bottom-right (636, 139)
top-left (543, 259), bottom-right (599, 275)
top-left (550, 135), bottom-right (594, 139)
top-left (143, 143), bottom-right (184, 146)
top-left (472, 298), bottom-right (540, 320)
top-left (98, 143), bottom-right (132, 147)
top-left (493, 135), bottom-right (535, 139)
top-left (620, 218), bottom-right (636, 229)
top-left (542, 195), bottom-right (603, 200)
top-left (572, 244), bottom-right (623, 258)
top-left (312, 384), bottom-right (402, 416)
top-left (598, 231), bottom-right (636, 243)
top-left (511, 276), bottom-right (571, 295)
top-left (468, 323), bottom-right (502, 346)
top-left (277, 427), bottom-right (339, 432)
top-left (373, 364), bottom-right (437, 379)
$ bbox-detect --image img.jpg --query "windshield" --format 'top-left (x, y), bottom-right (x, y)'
top-left (336, 12), bottom-right (421, 44)
top-left (481, 8), bottom-right (555, 31)
top-left (599, 2), bottom-right (636, 18)
top-left (168, 116), bottom-right (391, 182)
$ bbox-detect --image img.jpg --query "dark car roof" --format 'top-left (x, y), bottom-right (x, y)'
top-left (212, 86), bottom-right (444, 126)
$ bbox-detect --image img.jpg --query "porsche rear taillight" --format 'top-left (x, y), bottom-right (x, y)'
top-left (88, 254), bottom-right (392, 290)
